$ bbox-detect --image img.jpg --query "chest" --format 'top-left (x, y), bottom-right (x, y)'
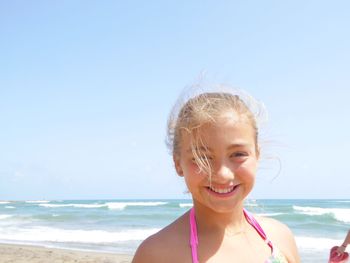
top-left (199, 234), bottom-right (272, 263)
top-left (163, 233), bottom-right (272, 263)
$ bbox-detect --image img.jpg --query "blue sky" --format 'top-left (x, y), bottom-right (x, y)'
top-left (1, 1), bottom-right (349, 200)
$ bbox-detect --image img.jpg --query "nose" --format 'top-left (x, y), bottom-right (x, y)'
top-left (212, 162), bottom-right (235, 182)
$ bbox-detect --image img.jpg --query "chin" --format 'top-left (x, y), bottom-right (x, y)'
top-left (205, 199), bottom-right (244, 214)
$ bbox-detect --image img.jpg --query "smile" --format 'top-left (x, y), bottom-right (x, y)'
top-left (206, 185), bottom-right (239, 197)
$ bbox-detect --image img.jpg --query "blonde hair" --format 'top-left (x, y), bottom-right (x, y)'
top-left (166, 85), bottom-right (267, 176)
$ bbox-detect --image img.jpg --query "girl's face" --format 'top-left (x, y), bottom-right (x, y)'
top-left (174, 111), bottom-right (259, 213)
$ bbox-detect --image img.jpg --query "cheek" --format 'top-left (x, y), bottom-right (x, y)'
top-left (185, 161), bottom-right (203, 175)
top-left (235, 163), bottom-right (256, 195)
top-left (236, 160), bottom-right (257, 179)
top-left (183, 163), bottom-right (208, 182)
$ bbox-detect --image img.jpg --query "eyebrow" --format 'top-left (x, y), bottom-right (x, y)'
top-left (186, 143), bottom-right (251, 153)
top-left (227, 143), bottom-right (251, 149)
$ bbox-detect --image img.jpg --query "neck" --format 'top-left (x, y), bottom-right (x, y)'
top-left (193, 202), bottom-right (248, 236)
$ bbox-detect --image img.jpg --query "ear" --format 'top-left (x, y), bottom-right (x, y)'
top-left (173, 155), bottom-right (184, 177)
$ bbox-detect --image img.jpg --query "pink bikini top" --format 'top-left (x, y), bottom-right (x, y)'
top-left (189, 208), bottom-right (286, 263)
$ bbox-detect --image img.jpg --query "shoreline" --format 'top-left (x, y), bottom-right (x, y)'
top-left (0, 243), bottom-right (133, 263)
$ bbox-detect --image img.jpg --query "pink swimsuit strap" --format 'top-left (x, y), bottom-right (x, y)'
top-left (189, 208), bottom-right (274, 263)
top-left (189, 208), bottom-right (199, 263)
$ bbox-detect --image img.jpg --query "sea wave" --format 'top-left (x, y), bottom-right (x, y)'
top-left (0, 227), bottom-right (160, 243)
top-left (5, 206), bottom-right (15, 209)
top-left (293, 206), bottom-right (350, 223)
top-left (39, 203), bottom-right (106, 208)
top-left (179, 203), bottom-right (193, 208)
top-left (257, 212), bottom-right (285, 217)
top-left (105, 202), bottom-right (168, 210)
top-left (26, 201), bottom-right (50, 203)
top-left (296, 236), bottom-right (343, 250)
top-left (245, 199), bottom-right (258, 207)
top-left (0, 201), bottom-right (10, 204)
top-left (38, 201), bottom-right (168, 210)
top-left (0, 215), bottom-right (13, 220)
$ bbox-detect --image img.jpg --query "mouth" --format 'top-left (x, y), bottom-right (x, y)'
top-left (206, 184), bottom-right (239, 197)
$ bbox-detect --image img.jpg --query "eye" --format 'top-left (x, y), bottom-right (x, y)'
top-left (230, 152), bottom-right (248, 158)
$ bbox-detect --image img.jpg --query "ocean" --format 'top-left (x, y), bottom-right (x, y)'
top-left (0, 199), bottom-right (349, 262)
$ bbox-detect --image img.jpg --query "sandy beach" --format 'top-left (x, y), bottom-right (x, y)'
top-left (0, 243), bottom-right (133, 263)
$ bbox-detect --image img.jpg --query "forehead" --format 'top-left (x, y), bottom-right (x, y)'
top-left (203, 110), bottom-right (253, 132)
top-left (203, 116), bottom-right (254, 140)
top-left (215, 110), bottom-right (247, 124)
top-left (180, 113), bottom-right (256, 149)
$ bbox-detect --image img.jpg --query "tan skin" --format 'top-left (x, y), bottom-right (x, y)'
top-left (132, 112), bottom-right (300, 263)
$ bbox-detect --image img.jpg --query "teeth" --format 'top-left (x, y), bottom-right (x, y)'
top-left (210, 186), bottom-right (235, 194)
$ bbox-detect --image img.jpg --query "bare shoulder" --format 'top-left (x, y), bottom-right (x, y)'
top-left (132, 212), bottom-right (189, 263)
top-left (256, 215), bottom-right (300, 263)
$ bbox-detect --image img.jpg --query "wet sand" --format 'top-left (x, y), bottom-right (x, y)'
top-left (0, 243), bottom-right (133, 263)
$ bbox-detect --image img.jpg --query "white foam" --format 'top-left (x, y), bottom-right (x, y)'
top-left (245, 199), bottom-right (258, 207)
top-left (39, 203), bottom-right (106, 208)
top-left (26, 201), bottom-right (50, 203)
top-left (293, 206), bottom-right (350, 223)
top-left (296, 236), bottom-right (343, 251)
top-left (68, 204), bottom-right (106, 208)
top-left (179, 203), bottom-right (193, 208)
top-left (105, 202), bottom-right (167, 210)
top-left (332, 209), bottom-right (350, 223)
top-left (245, 203), bottom-right (258, 207)
top-left (0, 215), bottom-right (13, 220)
top-left (39, 204), bottom-right (71, 208)
top-left (5, 206), bottom-right (15, 209)
top-left (0, 227), bottom-right (160, 243)
top-left (257, 212), bottom-right (284, 217)
top-left (0, 201), bottom-right (10, 204)
top-left (293, 206), bottom-right (326, 215)
top-left (39, 201), bottom-right (167, 210)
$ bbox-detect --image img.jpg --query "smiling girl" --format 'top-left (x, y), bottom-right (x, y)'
top-left (132, 88), bottom-right (300, 263)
